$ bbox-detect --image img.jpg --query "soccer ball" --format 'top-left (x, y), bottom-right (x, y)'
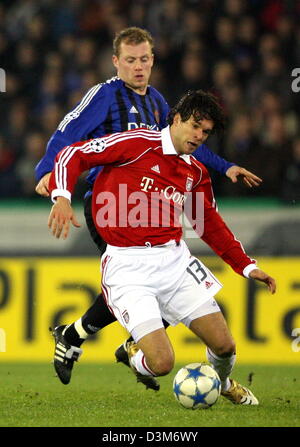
top-left (173, 362), bottom-right (221, 409)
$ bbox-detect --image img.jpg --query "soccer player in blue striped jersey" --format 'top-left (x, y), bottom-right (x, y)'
top-left (35, 27), bottom-right (262, 388)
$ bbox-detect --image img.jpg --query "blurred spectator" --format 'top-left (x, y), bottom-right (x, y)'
top-left (128, 2), bottom-right (148, 29)
top-left (235, 16), bottom-right (258, 83)
top-left (214, 16), bottom-right (237, 62)
top-left (275, 15), bottom-right (296, 65)
top-left (74, 38), bottom-right (97, 72)
top-left (221, 84), bottom-right (246, 119)
top-left (171, 51), bottom-right (209, 99)
top-left (253, 90), bottom-right (298, 140)
top-left (14, 40), bottom-right (41, 100)
top-left (181, 8), bottom-right (210, 46)
top-left (0, 136), bottom-right (20, 197)
top-left (40, 103), bottom-right (64, 136)
top-left (281, 137), bottom-right (300, 203)
top-left (35, 70), bottom-right (65, 113)
top-left (6, 100), bottom-right (31, 155)
top-left (212, 60), bottom-right (239, 101)
top-left (257, 113), bottom-right (293, 196)
top-left (223, 0), bottom-right (248, 18)
top-left (258, 33), bottom-right (282, 57)
top-left (247, 52), bottom-right (293, 111)
top-left (226, 113), bottom-right (257, 161)
top-left (14, 131), bottom-right (47, 198)
top-left (224, 112), bottom-right (263, 196)
top-left (147, 0), bottom-right (184, 45)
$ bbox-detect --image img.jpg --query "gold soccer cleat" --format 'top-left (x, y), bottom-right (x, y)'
top-left (221, 379), bottom-right (259, 405)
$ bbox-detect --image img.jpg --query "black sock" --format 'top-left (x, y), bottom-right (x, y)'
top-left (163, 319), bottom-right (170, 329)
top-left (64, 293), bottom-right (116, 347)
top-left (81, 292), bottom-right (117, 331)
top-left (63, 324), bottom-right (85, 348)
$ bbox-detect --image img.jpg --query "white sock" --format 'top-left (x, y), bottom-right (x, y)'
top-left (130, 349), bottom-right (156, 376)
top-left (206, 347), bottom-right (236, 391)
top-left (71, 319), bottom-right (89, 340)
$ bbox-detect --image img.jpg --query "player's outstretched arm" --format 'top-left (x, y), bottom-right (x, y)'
top-left (48, 196), bottom-right (81, 239)
top-left (249, 268), bottom-right (276, 294)
top-left (193, 146), bottom-right (262, 188)
top-left (36, 172), bottom-right (51, 197)
top-left (226, 166), bottom-right (263, 188)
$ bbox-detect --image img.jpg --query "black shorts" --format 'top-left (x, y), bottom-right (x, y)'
top-left (84, 194), bottom-right (107, 256)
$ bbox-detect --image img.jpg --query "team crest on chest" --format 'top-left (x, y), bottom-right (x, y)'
top-left (185, 176), bottom-right (194, 191)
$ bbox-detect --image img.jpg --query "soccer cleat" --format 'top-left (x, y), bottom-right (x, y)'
top-left (115, 340), bottom-right (160, 391)
top-left (51, 325), bottom-right (82, 385)
top-left (115, 339), bottom-right (131, 367)
top-left (221, 379), bottom-right (259, 405)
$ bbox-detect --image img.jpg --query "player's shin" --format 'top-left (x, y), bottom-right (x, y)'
top-left (63, 293), bottom-right (116, 346)
top-left (130, 348), bottom-right (156, 376)
top-left (62, 319), bottom-right (88, 347)
top-left (206, 346), bottom-right (236, 392)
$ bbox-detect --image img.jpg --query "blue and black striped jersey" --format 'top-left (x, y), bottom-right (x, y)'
top-left (35, 76), bottom-right (233, 187)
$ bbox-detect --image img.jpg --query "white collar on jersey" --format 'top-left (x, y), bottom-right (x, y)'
top-left (161, 126), bottom-right (191, 165)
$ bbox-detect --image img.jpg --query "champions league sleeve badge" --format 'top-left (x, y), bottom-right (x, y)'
top-left (82, 138), bottom-right (107, 153)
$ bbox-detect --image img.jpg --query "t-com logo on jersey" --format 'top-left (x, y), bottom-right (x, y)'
top-left (140, 176), bottom-right (186, 206)
top-left (94, 175), bottom-right (205, 238)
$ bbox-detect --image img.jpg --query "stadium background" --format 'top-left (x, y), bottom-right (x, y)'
top-left (0, 0), bottom-right (300, 365)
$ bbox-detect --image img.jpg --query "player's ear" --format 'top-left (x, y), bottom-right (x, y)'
top-left (112, 55), bottom-right (119, 70)
top-left (150, 53), bottom-right (154, 67)
top-left (173, 113), bottom-right (181, 126)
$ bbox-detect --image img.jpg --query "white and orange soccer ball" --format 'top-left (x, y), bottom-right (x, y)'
top-left (173, 363), bottom-right (221, 409)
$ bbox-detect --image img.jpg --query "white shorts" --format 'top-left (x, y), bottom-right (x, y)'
top-left (101, 240), bottom-right (222, 335)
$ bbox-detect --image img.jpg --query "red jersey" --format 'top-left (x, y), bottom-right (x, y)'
top-left (49, 127), bottom-right (256, 276)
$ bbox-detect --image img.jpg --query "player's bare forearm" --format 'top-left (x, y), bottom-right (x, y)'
top-left (249, 268), bottom-right (276, 294)
top-left (226, 166), bottom-right (262, 188)
top-left (48, 197), bottom-right (81, 239)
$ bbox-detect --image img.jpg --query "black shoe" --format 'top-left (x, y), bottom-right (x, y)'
top-left (115, 339), bottom-right (130, 367)
top-left (115, 340), bottom-right (160, 391)
top-left (51, 325), bottom-right (82, 385)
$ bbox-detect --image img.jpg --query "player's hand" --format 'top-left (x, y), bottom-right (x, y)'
top-left (226, 166), bottom-right (262, 188)
top-left (249, 268), bottom-right (276, 294)
top-left (36, 173), bottom-right (52, 197)
top-left (48, 196), bottom-right (81, 239)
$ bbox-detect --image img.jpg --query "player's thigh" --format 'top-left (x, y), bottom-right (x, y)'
top-left (101, 253), bottom-right (162, 333)
top-left (189, 309), bottom-right (235, 355)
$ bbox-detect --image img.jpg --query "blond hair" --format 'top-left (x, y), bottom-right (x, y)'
top-left (113, 27), bottom-right (154, 57)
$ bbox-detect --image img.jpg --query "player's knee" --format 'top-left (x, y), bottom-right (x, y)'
top-left (151, 355), bottom-right (174, 376)
top-left (213, 339), bottom-right (236, 357)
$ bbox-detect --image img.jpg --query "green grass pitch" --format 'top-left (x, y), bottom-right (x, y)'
top-left (0, 362), bottom-right (299, 427)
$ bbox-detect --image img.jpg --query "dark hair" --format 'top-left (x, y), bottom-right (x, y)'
top-left (113, 27), bottom-right (154, 57)
top-left (167, 90), bottom-right (226, 134)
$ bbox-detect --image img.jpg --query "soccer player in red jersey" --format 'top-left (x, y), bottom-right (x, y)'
top-left (47, 90), bottom-right (276, 404)
top-left (36, 28), bottom-right (262, 389)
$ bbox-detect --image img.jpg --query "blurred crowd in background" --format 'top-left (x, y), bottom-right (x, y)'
top-left (0, 0), bottom-right (299, 201)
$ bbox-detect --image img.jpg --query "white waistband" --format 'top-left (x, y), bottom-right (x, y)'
top-left (105, 239), bottom-right (180, 256)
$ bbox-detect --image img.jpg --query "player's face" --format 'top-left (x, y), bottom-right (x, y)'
top-left (112, 41), bottom-right (154, 95)
top-left (171, 114), bottom-right (214, 155)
